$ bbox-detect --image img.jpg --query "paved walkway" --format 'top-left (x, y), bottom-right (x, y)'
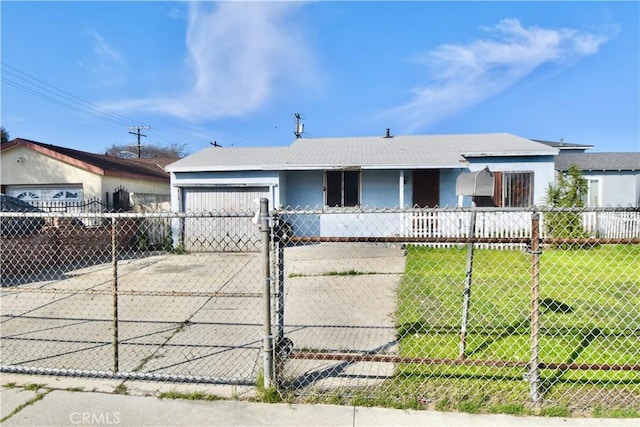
top-left (1, 374), bottom-right (637, 427)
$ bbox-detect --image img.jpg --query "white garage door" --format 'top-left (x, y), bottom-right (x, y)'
top-left (183, 187), bottom-right (269, 213)
top-left (182, 187), bottom-right (270, 252)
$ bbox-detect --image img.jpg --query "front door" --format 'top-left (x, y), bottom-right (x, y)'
top-left (412, 170), bottom-right (440, 207)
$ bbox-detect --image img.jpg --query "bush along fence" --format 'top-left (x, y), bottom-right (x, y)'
top-left (1, 204), bottom-right (638, 416)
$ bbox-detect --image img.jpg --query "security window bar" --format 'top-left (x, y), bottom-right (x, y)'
top-left (325, 170), bottom-right (360, 207)
top-left (493, 171), bottom-right (534, 208)
top-left (504, 171), bottom-right (533, 207)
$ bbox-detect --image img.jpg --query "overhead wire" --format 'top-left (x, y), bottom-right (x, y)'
top-left (2, 62), bottom-right (140, 127)
top-left (1, 61), bottom-right (185, 149)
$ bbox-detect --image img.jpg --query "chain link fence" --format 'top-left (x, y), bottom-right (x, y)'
top-left (1, 210), bottom-right (265, 385)
top-left (272, 206), bottom-right (639, 415)
top-left (1, 205), bottom-right (638, 415)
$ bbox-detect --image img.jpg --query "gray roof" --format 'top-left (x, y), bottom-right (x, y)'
top-left (555, 152), bottom-right (640, 171)
top-left (532, 139), bottom-right (593, 151)
top-left (166, 132), bottom-right (558, 172)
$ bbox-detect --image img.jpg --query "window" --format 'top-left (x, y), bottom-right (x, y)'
top-left (492, 171), bottom-right (534, 207)
top-left (582, 178), bottom-right (600, 207)
top-left (8, 186), bottom-right (82, 201)
top-left (325, 170), bottom-right (360, 207)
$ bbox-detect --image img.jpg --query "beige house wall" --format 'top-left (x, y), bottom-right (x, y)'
top-left (102, 175), bottom-right (169, 198)
top-left (1, 145), bottom-right (169, 202)
top-left (1, 145), bottom-right (103, 199)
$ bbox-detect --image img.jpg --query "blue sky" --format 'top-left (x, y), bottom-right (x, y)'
top-left (1, 1), bottom-right (639, 156)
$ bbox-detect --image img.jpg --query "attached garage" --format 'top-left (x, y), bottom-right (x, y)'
top-left (182, 186), bottom-right (270, 213)
top-left (178, 185), bottom-right (274, 252)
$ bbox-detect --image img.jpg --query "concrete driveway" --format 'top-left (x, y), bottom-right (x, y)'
top-left (1, 243), bottom-right (406, 389)
top-left (1, 252), bottom-right (265, 384)
top-left (281, 243), bottom-right (406, 390)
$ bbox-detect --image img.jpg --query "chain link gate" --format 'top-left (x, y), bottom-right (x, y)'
top-left (1, 209), bottom-right (269, 385)
top-left (2, 205), bottom-right (639, 415)
top-left (271, 206), bottom-right (640, 415)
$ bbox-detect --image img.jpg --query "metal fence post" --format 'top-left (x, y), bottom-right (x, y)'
top-left (276, 223), bottom-right (286, 345)
top-left (111, 217), bottom-right (119, 373)
top-left (529, 212), bottom-right (541, 404)
top-left (459, 208), bottom-right (477, 359)
top-left (260, 198), bottom-right (274, 389)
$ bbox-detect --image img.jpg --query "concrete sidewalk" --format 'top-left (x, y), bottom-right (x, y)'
top-left (1, 374), bottom-right (637, 427)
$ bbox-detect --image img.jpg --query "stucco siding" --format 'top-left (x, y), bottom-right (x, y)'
top-left (467, 155), bottom-right (556, 205)
top-left (595, 172), bottom-right (638, 207)
top-left (283, 170), bottom-right (323, 208)
top-left (440, 169), bottom-right (463, 207)
top-left (361, 170), bottom-right (399, 208)
top-left (102, 176), bottom-right (169, 198)
top-left (2, 146), bottom-right (103, 199)
top-left (277, 171), bottom-right (288, 208)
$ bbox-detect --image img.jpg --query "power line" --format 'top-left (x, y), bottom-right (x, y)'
top-left (1, 62), bottom-right (139, 127)
top-left (1, 61), bottom-right (186, 150)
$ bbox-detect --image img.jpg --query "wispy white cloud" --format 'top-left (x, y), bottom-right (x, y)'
top-left (82, 31), bottom-right (128, 86)
top-left (106, 2), bottom-right (316, 121)
top-left (384, 19), bottom-right (613, 132)
top-left (90, 31), bottom-right (126, 65)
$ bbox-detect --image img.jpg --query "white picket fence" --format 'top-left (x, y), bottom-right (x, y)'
top-left (405, 209), bottom-right (640, 248)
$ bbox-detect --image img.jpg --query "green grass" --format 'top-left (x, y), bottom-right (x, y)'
top-left (157, 390), bottom-right (223, 401)
top-left (289, 269), bottom-right (380, 278)
top-left (387, 244), bottom-right (640, 415)
top-left (113, 383), bottom-right (128, 395)
top-left (22, 383), bottom-right (46, 392)
top-left (255, 371), bottom-right (283, 403)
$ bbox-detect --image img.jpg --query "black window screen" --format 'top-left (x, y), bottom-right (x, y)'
top-left (343, 171), bottom-right (359, 207)
top-left (325, 170), bottom-right (360, 207)
top-left (326, 171), bottom-right (342, 207)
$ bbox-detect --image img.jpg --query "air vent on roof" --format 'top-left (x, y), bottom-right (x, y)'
top-left (384, 128), bottom-right (393, 138)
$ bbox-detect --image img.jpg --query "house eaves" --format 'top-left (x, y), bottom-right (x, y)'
top-left (462, 149), bottom-right (558, 158)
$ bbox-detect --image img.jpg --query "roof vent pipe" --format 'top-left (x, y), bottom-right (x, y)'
top-left (384, 128), bottom-right (392, 138)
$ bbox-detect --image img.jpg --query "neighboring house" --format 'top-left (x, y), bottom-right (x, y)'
top-left (1, 138), bottom-right (171, 212)
top-left (166, 132), bottom-right (558, 240)
top-left (532, 139), bottom-right (593, 154)
top-left (554, 152), bottom-right (640, 207)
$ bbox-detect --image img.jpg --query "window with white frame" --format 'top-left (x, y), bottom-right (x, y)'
top-left (325, 170), bottom-right (360, 207)
top-left (582, 178), bottom-right (601, 207)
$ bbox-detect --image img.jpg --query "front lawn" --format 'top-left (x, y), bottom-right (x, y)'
top-left (387, 244), bottom-right (640, 414)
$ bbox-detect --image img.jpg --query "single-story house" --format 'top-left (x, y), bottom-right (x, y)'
top-left (554, 151), bottom-right (640, 207)
top-left (1, 138), bottom-right (172, 212)
top-left (166, 132), bottom-right (559, 241)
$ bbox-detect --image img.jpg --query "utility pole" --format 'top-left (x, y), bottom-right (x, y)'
top-left (127, 126), bottom-right (151, 158)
